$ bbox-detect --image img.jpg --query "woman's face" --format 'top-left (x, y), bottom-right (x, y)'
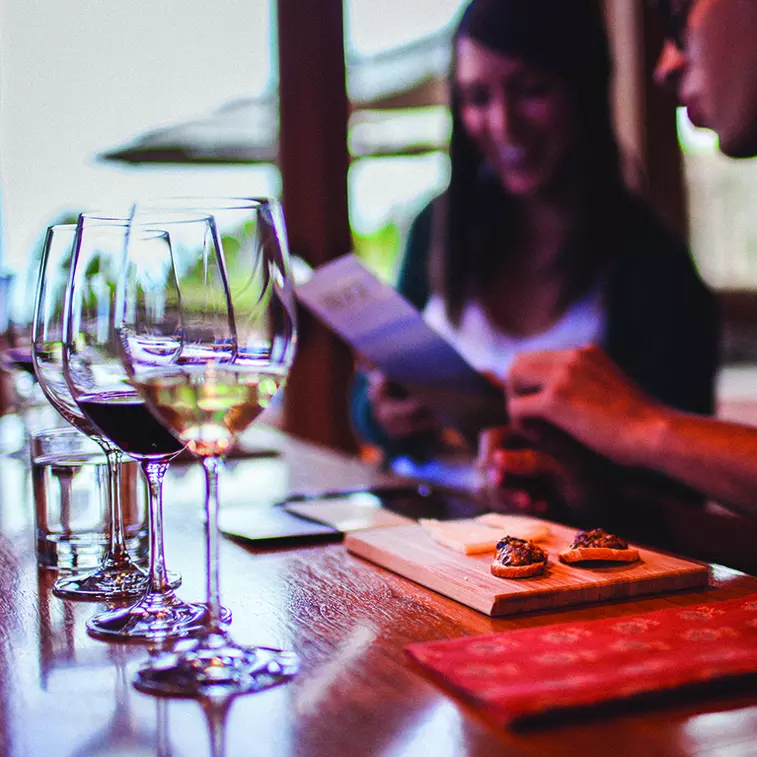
top-left (455, 37), bottom-right (578, 197)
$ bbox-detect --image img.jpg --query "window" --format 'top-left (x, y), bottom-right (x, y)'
top-left (679, 110), bottom-right (757, 289)
top-left (0, 0), bottom-right (278, 318)
top-left (344, 0), bottom-right (468, 279)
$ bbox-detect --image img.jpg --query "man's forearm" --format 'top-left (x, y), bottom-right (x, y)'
top-left (635, 411), bottom-right (757, 515)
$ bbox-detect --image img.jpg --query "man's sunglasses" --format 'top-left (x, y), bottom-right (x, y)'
top-left (649, 0), bottom-right (692, 50)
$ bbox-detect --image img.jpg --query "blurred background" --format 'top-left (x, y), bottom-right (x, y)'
top-left (0, 0), bottom-right (462, 302)
top-left (2, 0), bottom-right (757, 449)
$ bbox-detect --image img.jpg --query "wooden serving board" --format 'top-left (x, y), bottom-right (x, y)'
top-left (344, 516), bottom-right (710, 616)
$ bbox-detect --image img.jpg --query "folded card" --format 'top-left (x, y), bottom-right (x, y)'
top-left (284, 493), bottom-right (414, 531)
top-left (295, 253), bottom-right (507, 438)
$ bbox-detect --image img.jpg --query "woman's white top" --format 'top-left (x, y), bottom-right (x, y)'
top-left (391, 284), bottom-right (607, 489)
top-left (422, 283), bottom-right (607, 382)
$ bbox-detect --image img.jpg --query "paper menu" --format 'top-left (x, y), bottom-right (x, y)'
top-left (295, 253), bottom-right (507, 437)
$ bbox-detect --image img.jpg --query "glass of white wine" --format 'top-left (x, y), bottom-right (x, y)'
top-left (117, 199), bottom-right (298, 696)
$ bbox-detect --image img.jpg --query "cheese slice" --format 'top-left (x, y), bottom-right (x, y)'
top-left (418, 519), bottom-right (502, 555)
top-left (417, 515), bottom-right (553, 555)
top-left (475, 513), bottom-right (552, 542)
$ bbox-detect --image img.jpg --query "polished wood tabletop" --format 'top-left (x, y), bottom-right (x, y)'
top-left (2, 422), bottom-right (757, 757)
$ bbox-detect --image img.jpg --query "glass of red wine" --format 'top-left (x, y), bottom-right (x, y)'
top-left (33, 223), bottom-right (149, 600)
top-left (62, 214), bottom-right (212, 641)
top-left (120, 198), bottom-right (298, 696)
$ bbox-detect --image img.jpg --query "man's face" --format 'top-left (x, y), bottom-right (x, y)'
top-left (654, 0), bottom-right (757, 158)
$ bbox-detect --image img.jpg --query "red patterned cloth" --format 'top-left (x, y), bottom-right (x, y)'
top-left (406, 594), bottom-right (757, 727)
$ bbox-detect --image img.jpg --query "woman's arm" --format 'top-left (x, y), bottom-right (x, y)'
top-left (507, 346), bottom-right (757, 515)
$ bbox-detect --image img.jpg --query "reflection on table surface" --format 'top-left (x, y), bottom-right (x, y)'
top-left (2, 421), bottom-right (757, 756)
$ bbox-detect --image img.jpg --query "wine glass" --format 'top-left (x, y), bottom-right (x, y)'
top-left (2, 270), bottom-right (34, 410)
top-left (4, 267), bottom-right (42, 402)
top-left (62, 214), bottom-right (207, 642)
top-left (120, 198), bottom-right (298, 696)
top-left (33, 224), bottom-right (148, 600)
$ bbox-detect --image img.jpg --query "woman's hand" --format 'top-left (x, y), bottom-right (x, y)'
top-left (477, 425), bottom-right (591, 517)
top-left (506, 346), bottom-right (667, 469)
top-left (367, 371), bottom-right (438, 440)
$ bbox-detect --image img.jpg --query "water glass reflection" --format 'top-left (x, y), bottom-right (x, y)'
top-left (32, 425), bottom-right (148, 570)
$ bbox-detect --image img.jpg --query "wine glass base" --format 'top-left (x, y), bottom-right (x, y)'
top-left (133, 632), bottom-right (299, 698)
top-left (53, 566), bottom-right (181, 601)
top-left (87, 598), bottom-right (232, 643)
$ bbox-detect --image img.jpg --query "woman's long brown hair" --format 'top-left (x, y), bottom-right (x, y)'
top-left (431, 0), bottom-right (628, 325)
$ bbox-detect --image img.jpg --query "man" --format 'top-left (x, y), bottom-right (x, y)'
top-left (652, 0), bottom-right (757, 158)
top-left (499, 0), bottom-right (757, 514)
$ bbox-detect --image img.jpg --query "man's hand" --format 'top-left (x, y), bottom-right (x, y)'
top-left (506, 346), bottom-right (667, 468)
top-left (477, 424), bottom-right (601, 518)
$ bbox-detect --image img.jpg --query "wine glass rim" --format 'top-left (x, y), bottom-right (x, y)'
top-left (129, 210), bottom-right (217, 227)
top-left (77, 210), bottom-right (217, 231)
top-left (78, 212), bottom-right (130, 225)
top-left (136, 196), bottom-right (278, 210)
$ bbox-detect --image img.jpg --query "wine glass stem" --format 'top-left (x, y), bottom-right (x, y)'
top-left (203, 697), bottom-right (231, 757)
top-left (202, 456), bottom-right (224, 634)
top-left (54, 469), bottom-right (74, 537)
top-left (141, 460), bottom-right (171, 593)
top-left (103, 447), bottom-right (130, 564)
top-left (210, 720), bottom-right (227, 757)
top-left (156, 700), bottom-right (171, 757)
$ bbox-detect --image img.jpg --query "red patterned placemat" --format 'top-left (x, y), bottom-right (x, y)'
top-left (406, 594), bottom-right (757, 727)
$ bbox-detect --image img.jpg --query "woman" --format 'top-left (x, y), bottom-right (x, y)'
top-left (351, 0), bottom-right (718, 502)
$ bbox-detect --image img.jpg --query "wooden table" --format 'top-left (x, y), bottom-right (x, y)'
top-left (2, 424), bottom-right (757, 756)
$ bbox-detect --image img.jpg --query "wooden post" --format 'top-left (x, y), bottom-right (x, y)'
top-left (602, 0), bottom-right (689, 238)
top-left (277, 0), bottom-right (358, 451)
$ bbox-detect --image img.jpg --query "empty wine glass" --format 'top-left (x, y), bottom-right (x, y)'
top-left (120, 198), bottom-right (298, 696)
top-left (33, 224), bottom-right (148, 600)
top-left (63, 214), bottom-right (206, 641)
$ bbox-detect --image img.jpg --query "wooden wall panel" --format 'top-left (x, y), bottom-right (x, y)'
top-left (277, 0), bottom-right (358, 451)
top-left (603, 0), bottom-right (689, 238)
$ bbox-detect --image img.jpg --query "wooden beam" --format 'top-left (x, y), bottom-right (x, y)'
top-left (603, 0), bottom-right (689, 238)
top-left (277, 0), bottom-right (358, 451)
